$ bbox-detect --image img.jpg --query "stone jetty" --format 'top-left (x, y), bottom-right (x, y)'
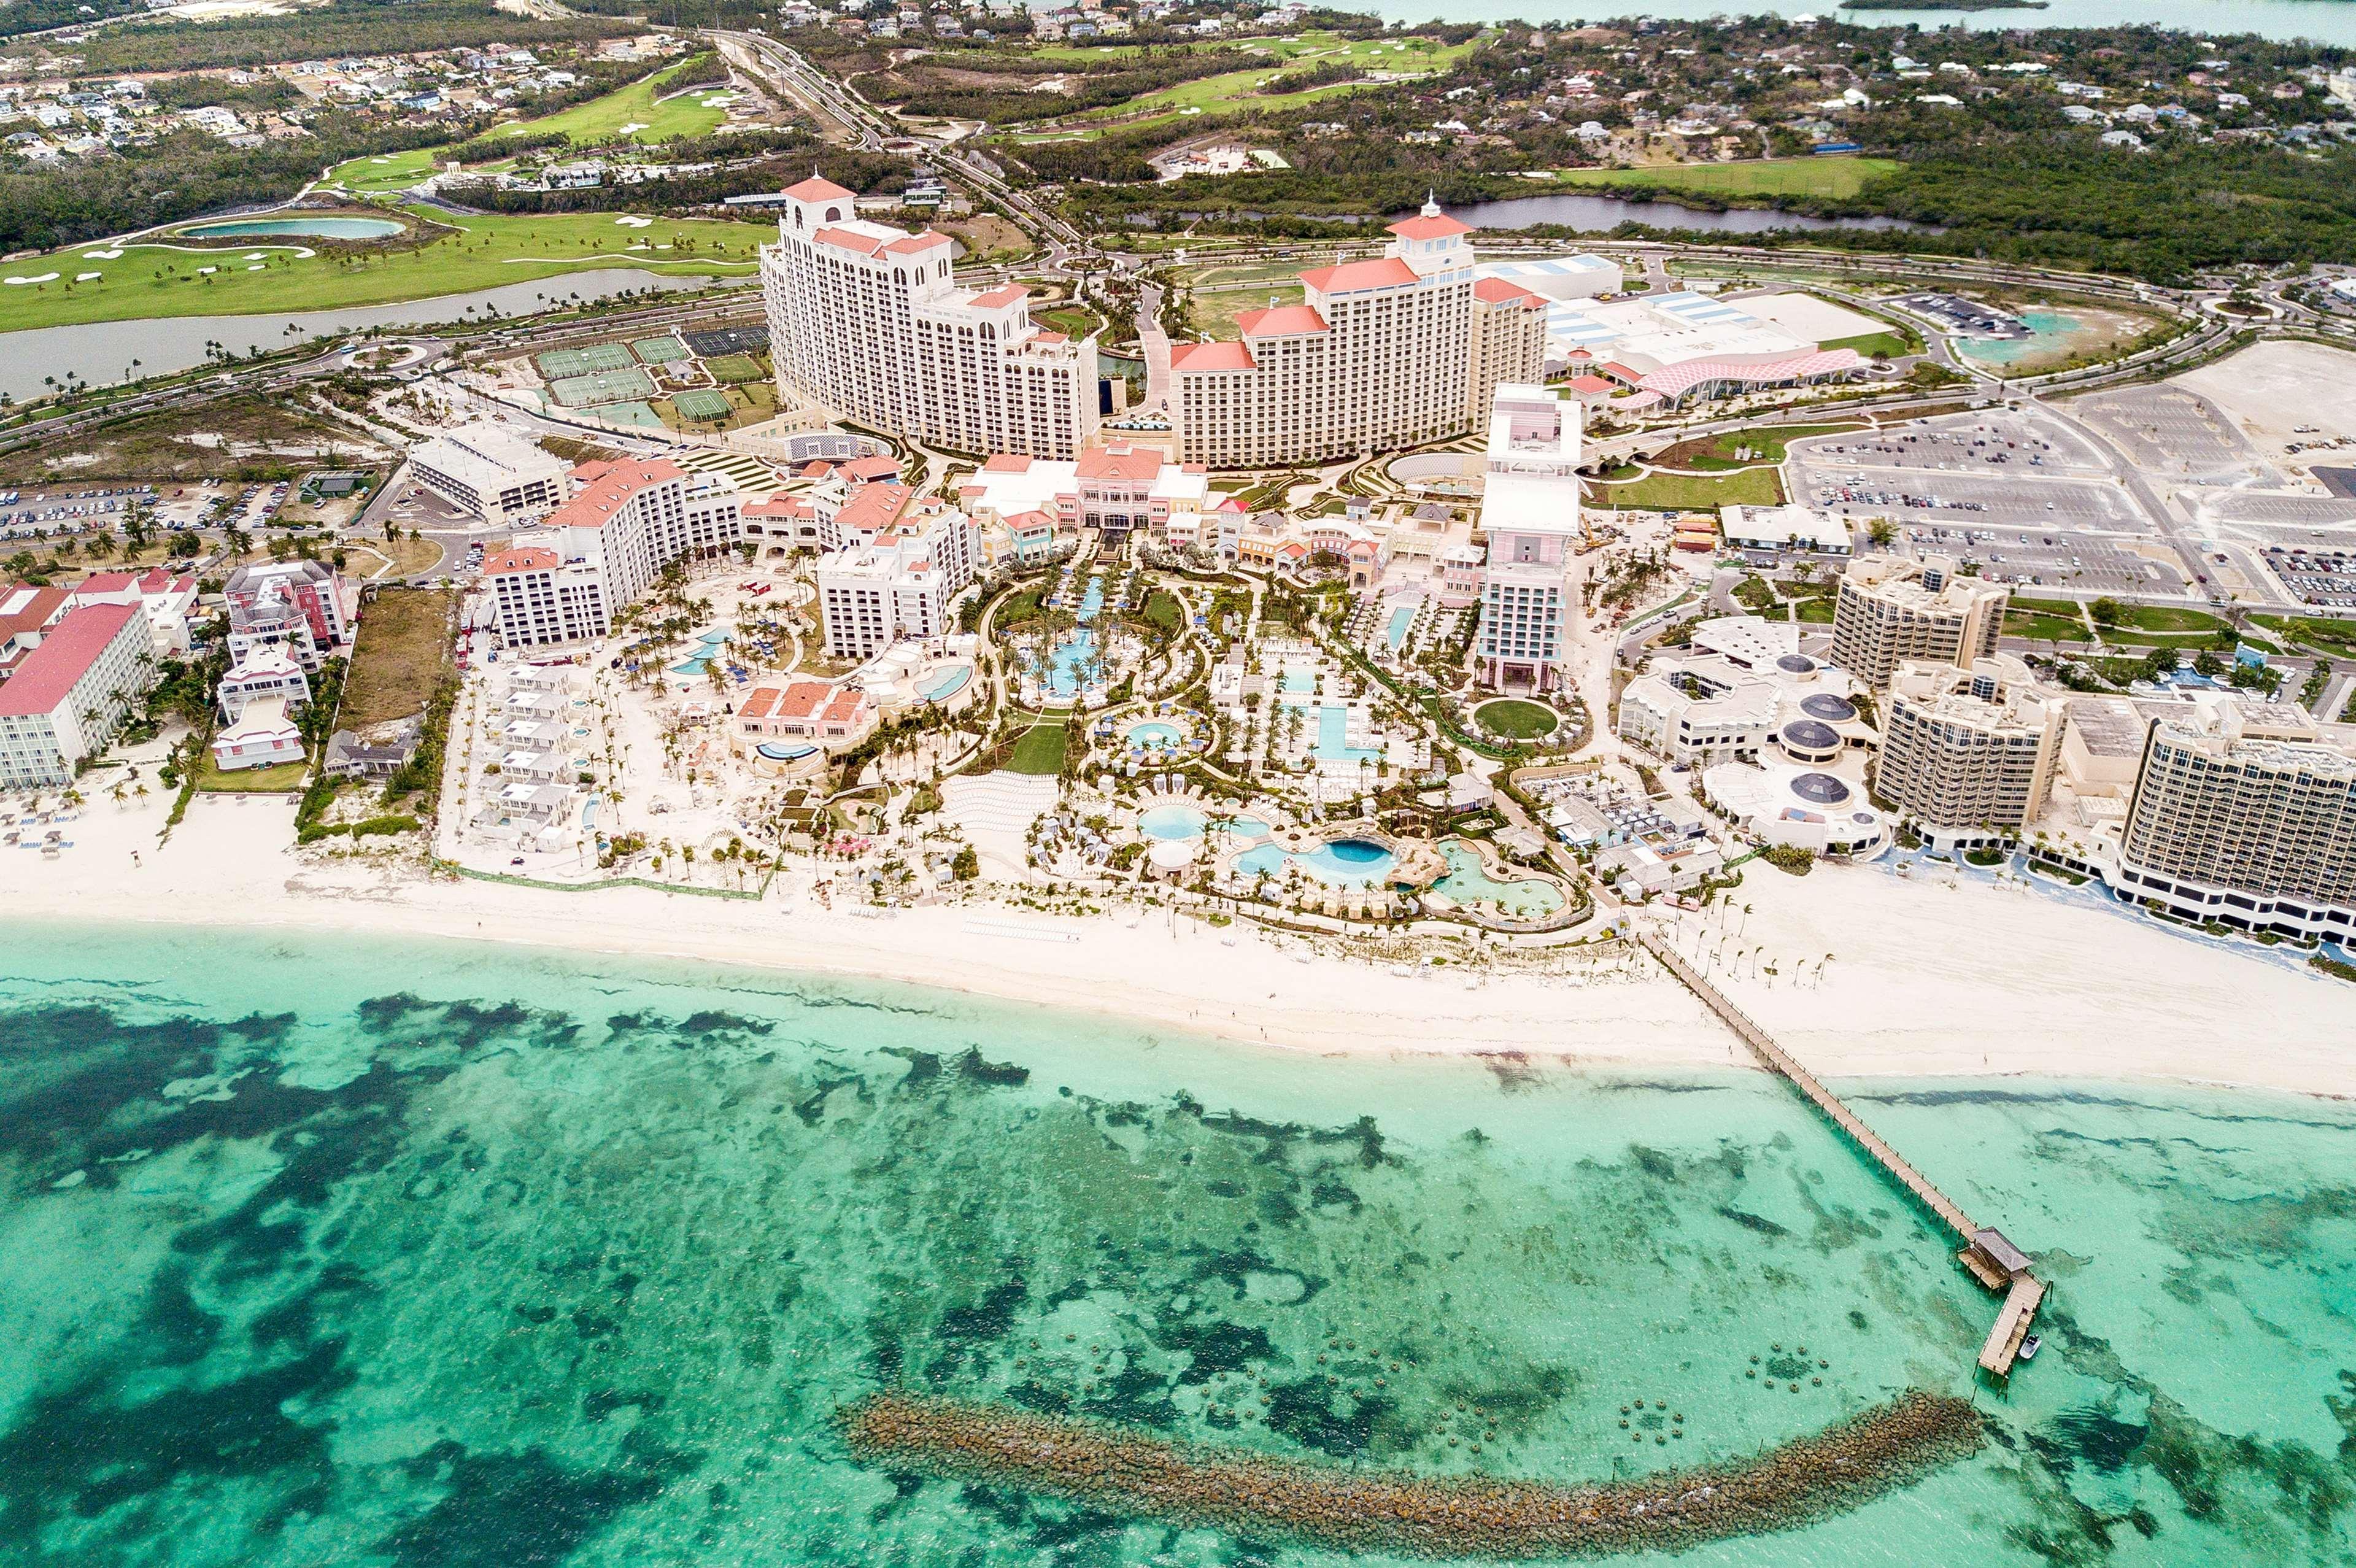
top-left (841, 1389), bottom-right (1983, 1558)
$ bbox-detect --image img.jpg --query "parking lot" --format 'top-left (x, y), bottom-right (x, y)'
top-left (1790, 409), bottom-right (2114, 479)
top-left (2072, 386), bottom-right (2278, 486)
top-left (1888, 522), bottom-right (2176, 593)
top-left (0, 484), bottom-right (157, 541)
top-left (2263, 544), bottom-right (2356, 608)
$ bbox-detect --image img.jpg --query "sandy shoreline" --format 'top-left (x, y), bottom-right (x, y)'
top-left (9, 791), bottom-right (2350, 1097)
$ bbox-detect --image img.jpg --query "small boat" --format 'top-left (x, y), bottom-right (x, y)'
top-left (2017, 1335), bottom-right (2041, 1361)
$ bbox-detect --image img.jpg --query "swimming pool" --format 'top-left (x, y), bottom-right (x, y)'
top-left (1306, 705), bottom-right (1383, 765)
top-left (1076, 577), bottom-right (1106, 624)
top-left (1280, 668), bottom-right (1316, 695)
top-left (670, 628), bottom-right (733, 676)
top-left (756, 742), bottom-right (818, 763)
top-left (181, 216), bottom-right (406, 241)
top-left (1385, 603), bottom-right (1417, 652)
top-left (1038, 630), bottom-right (1095, 700)
top-left (917, 665), bottom-right (971, 702)
top-left (1235, 836), bottom-right (1396, 889)
top-left (1126, 720), bottom-right (1184, 749)
top-left (1137, 803), bottom-right (1208, 841)
top-left (1430, 843), bottom-right (1564, 917)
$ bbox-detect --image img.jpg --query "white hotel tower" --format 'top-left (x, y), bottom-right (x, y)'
top-left (758, 177), bottom-right (1098, 460)
top-left (1170, 198), bottom-right (1545, 469)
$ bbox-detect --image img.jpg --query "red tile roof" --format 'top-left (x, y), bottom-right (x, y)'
top-left (884, 232), bottom-right (948, 256)
top-left (1473, 277), bottom-right (1545, 306)
top-left (1170, 340), bottom-right (1256, 373)
top-left (1005, 508), bottom-right (1057, 531)
top-left (547, 458), bottom-right (685, 530)
top-left (843, 455), bottom-right (901, 482)
top-left (485, 546), bottom-right (561, 575)
top-left (0, 601), bottom-right (138, 716)
top-left (785, 176), bottom-right (857, 203)
top-left (1300, 256), bottom-right (1418, 295)
top-left (73, 570), bottom-right (137, 594)
top-left (1564, 374), bottom-right (1618, 395)
top-left (1236, 303), bottom-right (1330, 337)
top-left (1075, 442), bottom-right (1164, 482)
top-left (970, 283), bottom-right (1028, 309)
top-left (813, 225), bottom-right (885, 257)
top-left (745, 496), bottom-right (812, 519)
top-left (833, 481), bottom-right (914, 536)
top-left (745, 678), bottom-right (869, 724)
top-left (0, 585), bottom-right (69, 644)
top-left (983, 453), bottom-right (1032, 473)
top-left (1387, 212), bottom-right (1473, 241)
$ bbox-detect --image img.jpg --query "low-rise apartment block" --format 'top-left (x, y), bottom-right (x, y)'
top-left (409, 422), bottom-right (568, 528)
top-left (226, 560), bottom-right (355, 671)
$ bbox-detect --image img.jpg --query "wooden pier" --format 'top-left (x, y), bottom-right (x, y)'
top-left (1641, 932), bottom-right (2044, 1377)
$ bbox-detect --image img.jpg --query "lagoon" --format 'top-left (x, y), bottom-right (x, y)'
top-left (178, 216), bottom-right (408, 241)
top-left (1383, 0), bottom-right (2356, 46)
top-left (1444, 191), bottom-right (1928, 235)
top-left (0, 269), bottom-right (744, 405)
top-left (0, 919), bottom-right (2351, 1565)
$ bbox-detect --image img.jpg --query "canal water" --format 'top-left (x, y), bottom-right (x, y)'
top-left (0, 268), bottom-right (746, 405)
top-left (1441, 192), bottom-right (1928, 235)
top-left (1394, 0), bottom-right (2356, 45)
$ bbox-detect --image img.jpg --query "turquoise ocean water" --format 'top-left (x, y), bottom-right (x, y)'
top-left (1, 918), bottom-right (2351, 1565)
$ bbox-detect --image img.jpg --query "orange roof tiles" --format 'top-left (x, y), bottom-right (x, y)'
top-left (0, 603), bottom-right (138, 716)
top-left (884, 232), bottom-right (949, 256)
top-left (833, 481), bottom-right (914, 536)
top-left (1299, 256), bottom-right (1418, 294)
top-left (1473, 277), bottom-right (1545, 306)
top-left (1170, 341), bottom-right (1256, 373)
top-left (547, 458), bottom-right (685, 530)
top-left (485, 546), bottom-right (560, 575)
top-left (785, 176), bottom-right (858, 203)
top-left (1235, 303), bottom-right (1330, 337)
top-left (1075, 442), bottom-right (1164, 481)
top-left (1386, 212), bottom-right (1474, 241)
top-left (983, 453), bottom-right (1033, 473)
top-left (813, 226), bottom-right (885, 257)
top-left (970, 283), bottom-right (1028, 309)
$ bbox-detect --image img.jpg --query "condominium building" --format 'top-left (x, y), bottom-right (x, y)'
top-left (1875, 658), bottom-right (2065, 849)
top-left (68, 567), bottom-right (198, 655)
top-left (1474, 385), bottom-right (1585, 693)
top-left (1829, 554), bottom-right (2007, 690)
top-left (1469, 277), bottom-right (1552, 427)
top-left (814, 509), bottom-right (980, 661)
top-left (484, 459), bottom-right (743, 649)
top-left (225, 560), bottom-right (355, 671)
top-left (0, 602), bottom-right (156, 790)
top-left (759, 177), bottom-right (1096, 459)
top-left (956, 441), bottom-right (1210, 544)
top-left (2112, 699), bottom-right (2356, 940)
top-left (1169, 200), bottom-right (1547, 468)
top-left (409, 422), bottom-right (568, 529)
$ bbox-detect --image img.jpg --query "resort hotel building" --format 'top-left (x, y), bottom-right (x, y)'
top-left (1829, 554), bottom-right (2008, 690)
top-left (0, 601), bottom-right (156, 790)
top-left (1169, 200), bottom-right (1548, 468)
top-left (409, 422), bottom-right (568, 530)
top-left (2111, 699), bottom-right (2356, 940)
top-left (956, 441), bottom-right (1210, 547)
top-left (1473, 385), bottom-right (1586, 693)
top-left (759, 177), bottom-right (1096, 460)
top-left (225, 560), bottom-right (355, 672)
top-left (1618, 616), bottom-right (1869, 768)
top-left (485, 458), bottom-right (744, 649)
top-left (814, 506), bottom-right (980, 662)
top-left (1875, 657), bottom-right (2066, 851)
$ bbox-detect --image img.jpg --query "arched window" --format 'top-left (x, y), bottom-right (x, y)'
top-left (894, 268), bottom-right (905, 285)
top-left (825, 206), bottom-right (843, 223)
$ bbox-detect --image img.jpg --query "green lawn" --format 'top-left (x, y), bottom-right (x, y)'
top-left (2254, 615), bottom-right (2356, 660)
top-left (1006, 720), bottom-right (1068, 774)
top-left (1821, 330), bottom-right (1912, 358)
top-left (2109, 603), bottom-right (2227, 635)
top-left (1474, 698), bottom-right (1558, 739)
top-left (327, 146), bottom-right (456, 194)
top-left (1664, 423), bottom-right (1864, 468)
top-left (1556, 157), bottom-right (1904, 201)
top-left (0, 206), bottom-right (771, 333)
top-left (2006, 611), bottom-right (2092, 644)
top-left (514, 55), bottom-right (732, 147)
top-left (195, 756), bottom-right (310, 792)
top-left (1142, 588), bottom-right (1183, 633)
top-left (1599, 467), bottom-right (1783, 510)
top-left (1190, 281), bottom-right (1302, 339)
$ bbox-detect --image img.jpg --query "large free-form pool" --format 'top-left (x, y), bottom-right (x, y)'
top-left (1236, 836), bottom-right (1396, 889)
top-left (181, 216), bottom-right (406, 241)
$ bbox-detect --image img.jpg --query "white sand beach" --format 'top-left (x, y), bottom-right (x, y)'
top-left (9, 792), bottom-right (2350, 1096)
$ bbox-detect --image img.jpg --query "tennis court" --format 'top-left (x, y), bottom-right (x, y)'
top-left (536, 342), bottom-right (635, 379)
top-left (672, 389), bottom-right (736, 422)
top-left (597, 401), bottom-right (670, 430)
top-left (684, 325), bottom-right (768, 357)
top-left (549, 366), bottom-right (658, 406)
top-left (633, 335), bottom-right (691, 365)
top-left (705, 353), bottom-right (765, 384)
